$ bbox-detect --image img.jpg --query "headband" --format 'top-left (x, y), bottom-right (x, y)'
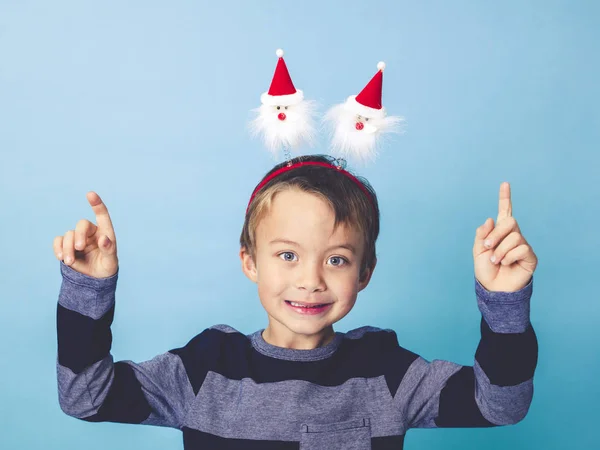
top-left (246, 49), bottom-right (402, 215)
top-left (246, 160), bottom-right (374, 214)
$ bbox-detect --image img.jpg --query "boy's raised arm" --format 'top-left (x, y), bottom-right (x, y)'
top-left (54, 192), bottom-right (195, 428)
top-left (395, 276), bottom-right (537, 429)
top-left (396, 182), bottom-right (538, 429)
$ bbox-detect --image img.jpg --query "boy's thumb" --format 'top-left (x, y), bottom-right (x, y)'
top-left (100, 235), bottom-right (113, 252)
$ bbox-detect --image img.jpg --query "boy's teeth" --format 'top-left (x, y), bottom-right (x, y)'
top-left (290, 301), bottom-right (322, 308)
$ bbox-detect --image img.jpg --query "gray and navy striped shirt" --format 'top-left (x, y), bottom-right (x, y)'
top-left (56, 261), bottom-right (537, 449)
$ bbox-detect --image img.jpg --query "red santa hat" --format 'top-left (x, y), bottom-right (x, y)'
top-left (345, 62), bottom-right (387, 119)
top-left (260, 49), bottom-right (304, 106)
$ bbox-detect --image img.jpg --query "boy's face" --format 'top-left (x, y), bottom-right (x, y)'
top-left (240, 188), bottom-right (375, 347)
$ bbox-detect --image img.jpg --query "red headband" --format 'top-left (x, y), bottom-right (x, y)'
top-left (246, 161), bottom-right (373, 214)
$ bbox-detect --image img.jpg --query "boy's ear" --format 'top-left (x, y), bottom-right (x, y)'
top-left (240, 247), bottom-right (258, 283)
top-left (358, 257), bottom-right (377, 292)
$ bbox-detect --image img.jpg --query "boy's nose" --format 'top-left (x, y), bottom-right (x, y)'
top-left (296, 264), bottom-right (326, 292)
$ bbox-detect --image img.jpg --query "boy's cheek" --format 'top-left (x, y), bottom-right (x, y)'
top-left (260, 259), bottom-right (289, 279)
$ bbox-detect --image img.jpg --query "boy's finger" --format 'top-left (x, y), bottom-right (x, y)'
top-left (497, 182), bottom-right (512, 222)
top-left (53, 236), bottom-right (64, 259)
top-left (489, 231), bottom-right (525, 265)
top-left (483, 216), bottom-right (521, 250)
top-left (74, 219), bottom-right (97, 250)
top-left (500, 244), bottom-right (536, 269)
top-left (86, 191), bottom-right (116, 239)
top-left (473, 218), bottom-right (494, 256)
top-left (62, 230), bottom-right (75, 265)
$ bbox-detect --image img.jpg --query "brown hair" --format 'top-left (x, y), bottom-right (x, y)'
top-left (240, 155), bottom-right (380, 279)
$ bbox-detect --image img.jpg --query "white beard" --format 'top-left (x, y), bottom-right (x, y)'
top-left (323, 102), bottom-right (404, 165)
top-left (249, 100), bottom-right (317, 157)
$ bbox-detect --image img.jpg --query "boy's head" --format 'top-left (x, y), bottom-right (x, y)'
top-left (239, 155), bottom-right (380, 343)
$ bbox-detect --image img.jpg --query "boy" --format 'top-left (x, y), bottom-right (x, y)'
top-left (54, 155), bottom-right (538, 449)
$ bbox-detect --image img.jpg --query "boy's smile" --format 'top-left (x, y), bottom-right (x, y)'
top-left (284, 300), bottom-right (333, 315)
top-left (240, 187), bottom-right (375, 350)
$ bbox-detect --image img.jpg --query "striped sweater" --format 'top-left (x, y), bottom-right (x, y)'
top-left (56, 261), bottom-right (537, 449)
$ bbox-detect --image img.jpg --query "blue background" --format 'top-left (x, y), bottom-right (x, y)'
top-left (1, 1), bottom-right (598, 449)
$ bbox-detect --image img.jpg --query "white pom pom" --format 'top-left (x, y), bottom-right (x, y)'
top-left (276, 49), bottom-right (284, 58)
top-left (377, 61), bottom-right (386, 71)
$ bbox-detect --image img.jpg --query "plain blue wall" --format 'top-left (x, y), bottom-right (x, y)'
top-left (1, 1), bottom-right (598, 449)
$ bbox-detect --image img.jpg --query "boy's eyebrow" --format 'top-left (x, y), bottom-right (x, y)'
top-left (269, 239), bottom-right (356, 254)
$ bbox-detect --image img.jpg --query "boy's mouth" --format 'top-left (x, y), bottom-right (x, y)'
top-left (285, 300), bottom-right (332, 315)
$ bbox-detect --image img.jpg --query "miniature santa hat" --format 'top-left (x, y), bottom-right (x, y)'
top-left (323, 61), bottom-right (403, 165)
top-left (345, 62), bottom-right (387, 119)
top-left (260, 49), bottom-right (304, 106)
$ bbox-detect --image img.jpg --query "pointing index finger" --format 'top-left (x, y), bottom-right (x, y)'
top-left (497, 182), bottom-right (512, 222)
top-left (86, 191), bottom-right (116, 239)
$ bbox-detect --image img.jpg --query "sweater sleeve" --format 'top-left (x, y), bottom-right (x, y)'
top-left (395, 276), bottom-right (538, 429)
top-left (56, 261), bottom-right (196, 429)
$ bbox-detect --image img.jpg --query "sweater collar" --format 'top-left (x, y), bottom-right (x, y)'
top-left (249, 329), bottom-right (344, 361)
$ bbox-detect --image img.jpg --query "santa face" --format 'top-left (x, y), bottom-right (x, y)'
top-left (250, 99), bottom-right (316, 156)
top-left (324, 102), bottom-right (402, 164)
top-left (275, 105), bottom-right (288, 122)
top-left (354, 114), bottom-right (378, 133)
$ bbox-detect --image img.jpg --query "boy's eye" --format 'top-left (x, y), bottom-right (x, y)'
top-left (279, 252), bottom-right (297, 262)
top-left (328, 256), bottom-right (348, 267)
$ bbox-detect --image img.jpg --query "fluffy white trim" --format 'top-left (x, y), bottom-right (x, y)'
top-left (261, 89), bottom-right (304, 106)
top-left (344, 95), bottom-right (386, 119)
top-left (249, 98), bottom-right (317, 156)
top-left (323, 101), bottom-right (404, 165)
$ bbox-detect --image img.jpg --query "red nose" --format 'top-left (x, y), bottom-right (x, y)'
top-left (278, 113), bottom-right (287, 121)
top-left (355, 122), bottom-right (364, 130)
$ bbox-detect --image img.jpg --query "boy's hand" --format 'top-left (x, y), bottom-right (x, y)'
top-left (53, 191), bottom-right (119, 279)
top-left (473, 182), bottom-right (538, 292)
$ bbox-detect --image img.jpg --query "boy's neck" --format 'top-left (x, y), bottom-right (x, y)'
top-left (262, 323), bottom-right (336, 350)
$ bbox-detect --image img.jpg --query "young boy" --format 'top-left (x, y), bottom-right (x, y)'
top-left (54, 154), bottom-right (538, 449)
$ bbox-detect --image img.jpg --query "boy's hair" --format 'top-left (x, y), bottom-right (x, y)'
top-left (240, 154), bottom-right (380, 280)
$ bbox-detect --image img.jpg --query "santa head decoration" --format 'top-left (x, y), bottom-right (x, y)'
top-left (324, 61), bottom-right (404, 165)
top-left (249, 49), bottom-right (316, 160)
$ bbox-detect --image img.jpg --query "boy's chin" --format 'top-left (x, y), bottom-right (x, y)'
top-left (285, 321), bottom-right (334, 337)
top-left (270, 314), bottom-right (337, 341)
